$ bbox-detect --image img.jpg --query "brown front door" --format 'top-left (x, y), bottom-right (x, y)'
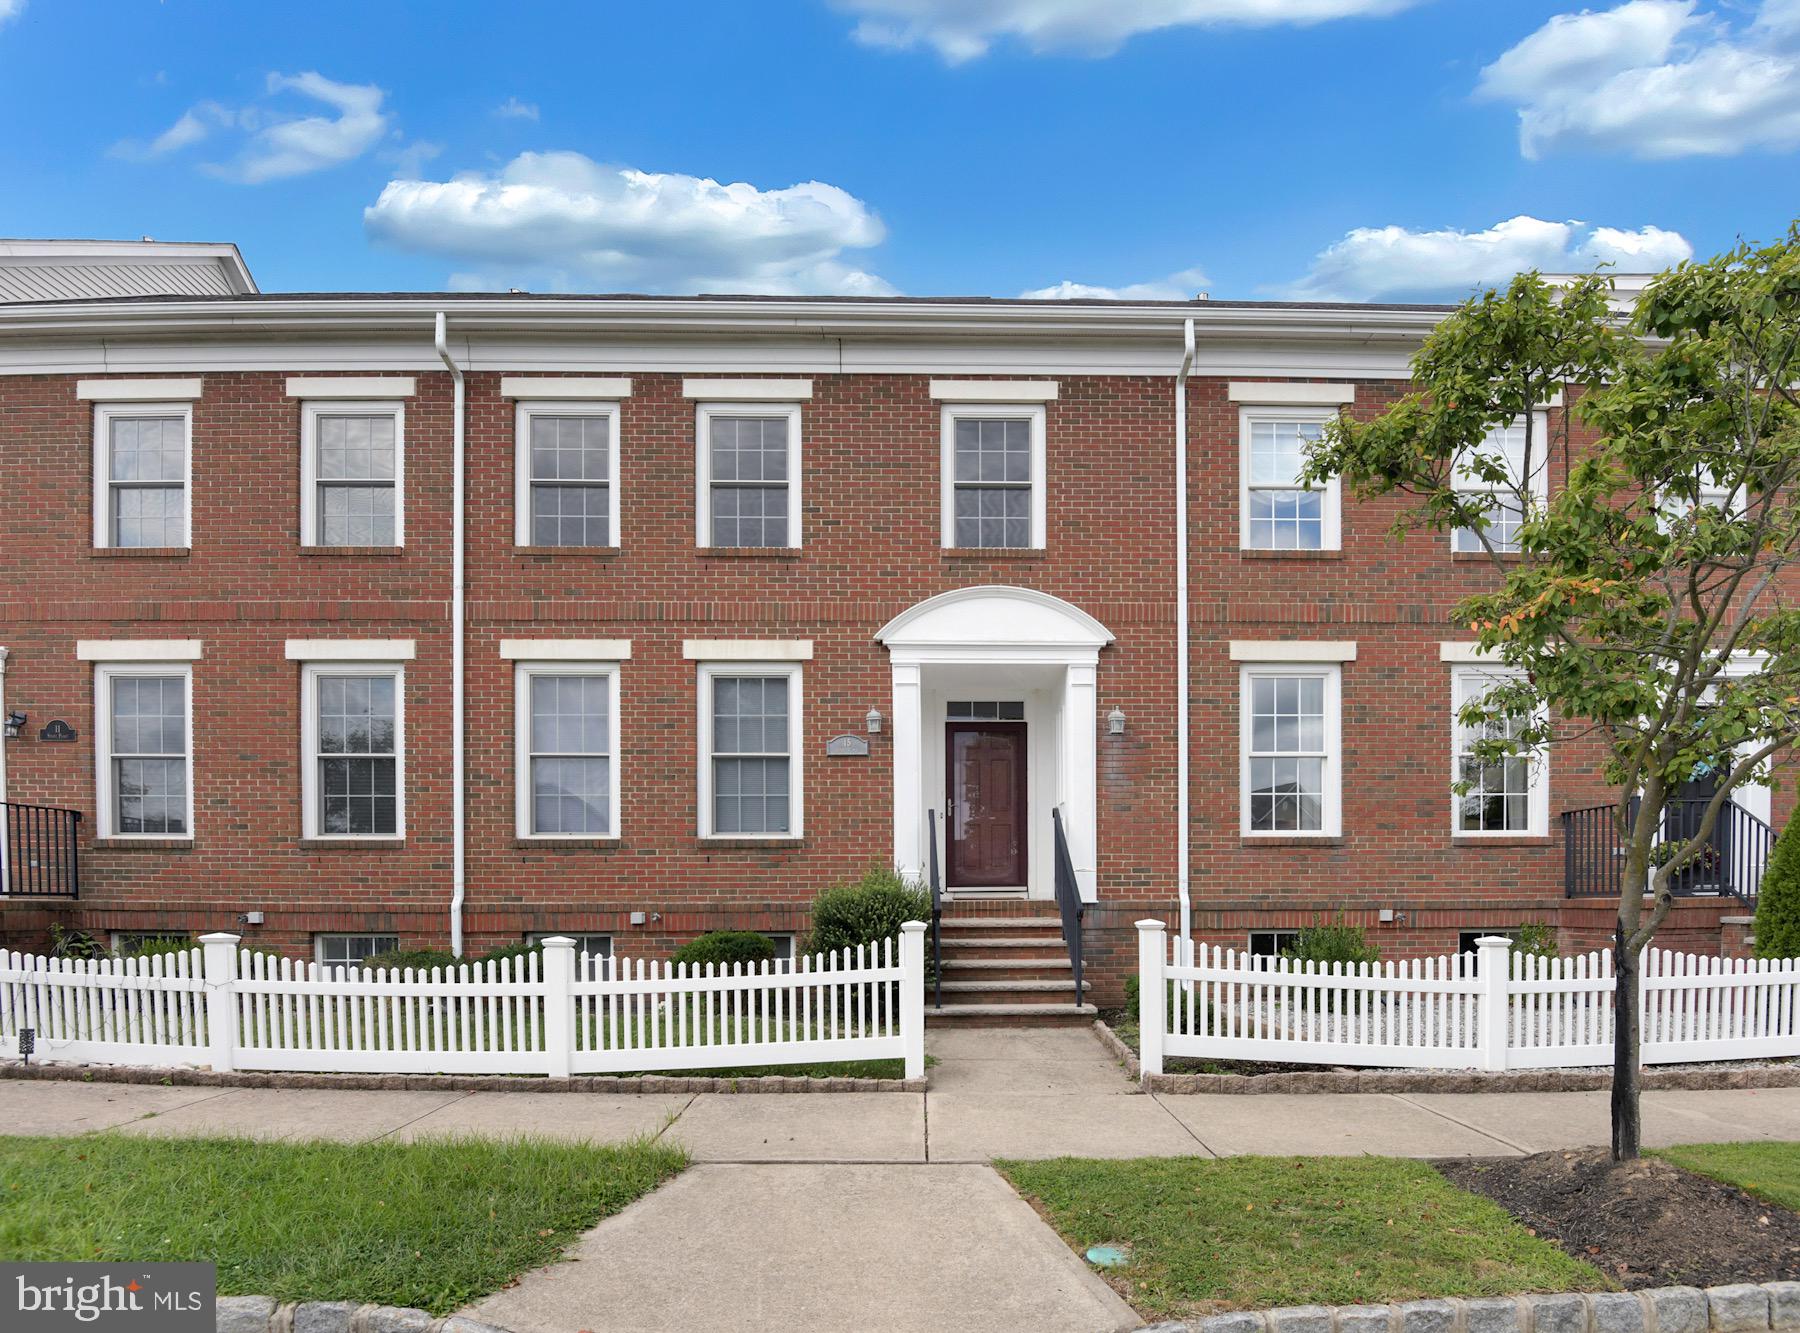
top-left (946, 721), bottom-right (1028, 888)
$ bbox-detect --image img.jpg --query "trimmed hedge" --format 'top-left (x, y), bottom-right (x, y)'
top-left (806, 865), bottom-right (930, 960)
top-left (358, 948), bottom-right (462, 974)
top-left (1755, 817), bottom-right (1800, 958)
top-left (669, 931), bottom-right (777, 970)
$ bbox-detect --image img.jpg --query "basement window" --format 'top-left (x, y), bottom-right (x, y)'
top-left (314, 933), bottom-right (399, 972)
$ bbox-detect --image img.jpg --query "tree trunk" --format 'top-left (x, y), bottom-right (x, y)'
top-left (1611, 916), bottom-right (1642, 1161)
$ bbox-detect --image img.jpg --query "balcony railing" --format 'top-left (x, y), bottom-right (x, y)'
top-left (2, 801), bottom-right (83, 899)
top-left (1562, 797), bottom-right (1772, 907)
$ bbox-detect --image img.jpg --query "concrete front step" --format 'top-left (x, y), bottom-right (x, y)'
top-left (925, 1002), bottom-right (1099, 1027)
top-left (941, 958), bottom-right (1072, 981)
top-left (937, 938), bottom-right (1073, 958)
top-left (938, 979), bottom-right (1090, 1006)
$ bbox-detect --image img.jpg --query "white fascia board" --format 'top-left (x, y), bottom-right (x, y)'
top-left (286, 376), bottom-right (417, 398)
top-left (500, 639), bottom-right (632, 661)
top-left (682, 378), bottom-right (813, 401)
top-left (76, 378), bottom-right (203, 401)
top-left (682, 639), bottom-right (814, 661)
top-left (77, 639), bottom-right (203, 662)
top-left (501, 377), bottom-right (632, 400)
top-left (285, 639), bottom-right (417, 661)
top-left (1227, 382), bottom-right (1356, 405)
top-left (1229, 641), bottom-right (1358, 663)
top-left (929, 380), bottom-right (1059, 402)
top-left (1439, 642), bottom-right (1500, 664)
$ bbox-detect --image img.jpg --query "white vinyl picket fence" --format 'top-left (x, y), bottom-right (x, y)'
top-left (1135, 919), bottom-right (1800, 1075)
top-left (1, 923), bottom-right (927, 1079)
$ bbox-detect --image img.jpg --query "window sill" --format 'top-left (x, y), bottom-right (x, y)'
top-left (1451, 551), bottom-right (1523, 563)
top-left (941, 547), bottom-right (1047, 560)
top-left (1239, 549), bottom-right (1344, 561)
top-left (697, 837), bottom-right (806, 850)
top-left (1452, 834), bottom-right (1550, 846)
top-left (298, 838), bottom-right (407, 850)
top-left (696, 547), bottom-right (805, 560)
top-left (90, 547), bottom-right (190, 560)
top-left (299, 546), bottom-right (404, 558)
top-left (513, 837), bottom-right (624, 850)
top-left (1240, 835), bottom-right (1345, 847)
top-left (93, 837), bottom-right (194, 851)
top-left (515, 546), bottom-right (621, 559)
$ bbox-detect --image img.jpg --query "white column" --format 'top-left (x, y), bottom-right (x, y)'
top-left (891, 661), bottom-right (924, 883)
top-left (1060, 659), bottom-right (1099, 901)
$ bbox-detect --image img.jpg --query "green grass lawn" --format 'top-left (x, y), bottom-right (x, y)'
top-left (0, 1133), bottom-right (686, 1314)
top-left (999, 1156), bottom-right (1605, 1318)
top-left (1653, 1142), bottom-right (1800, 1213)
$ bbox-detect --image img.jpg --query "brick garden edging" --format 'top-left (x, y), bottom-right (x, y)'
top-left (216, 1295), bottom-right (510, 1333)
top-left (0, 1060), bottom-right (926, 1094)
top-left (1133, 1282), bottom-right (1800, 1333)
top-left (1092, 1020), bottom-right (1800, 1095)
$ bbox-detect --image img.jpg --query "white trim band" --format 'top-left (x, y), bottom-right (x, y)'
top-left (683, 639), bottom-right (814, 662)
top-left (500, 639), bottom-right (633, 661)
top-left (77, 378), bottom-right (202, 401)
top-left (1229, 640), bottom-right (1358, 663)
top-left (77, 639), bottom-right (203, 662)
top-left (682, 378), bottom-right (812, 401)
top-left (929, 380), bottom-right (1059, 402)
top-left (501, 377), bottom-right (632, 400)
top-left (1227, 381), bottom-right (1356, 405)
top-left (286, 376), bottom-right (417, 399)
top-left (285, 639), bottom-right (417, 661)
top-left (1439, 642), bottom-right (1500, 664)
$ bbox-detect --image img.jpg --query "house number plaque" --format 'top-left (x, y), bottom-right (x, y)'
top-left (825, 734), bottom-right (870, 757)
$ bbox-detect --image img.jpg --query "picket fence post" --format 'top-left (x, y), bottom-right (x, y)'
top-left (198, 932), bottom-right (240, 1074)
top-left (540, 936), bottom-right (576, 1080)
top-left (900, 921), bottom-right (926, 1080)
top-left (1475, 935), bottom-right (1513, 1072)
top-left (1137, 919), bottom-right (1167, 1078)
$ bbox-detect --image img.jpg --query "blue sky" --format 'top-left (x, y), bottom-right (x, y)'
top-left (0, 0), bottom-right (1795, 301)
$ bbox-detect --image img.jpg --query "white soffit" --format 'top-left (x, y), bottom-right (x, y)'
top-left (1229, 641), bottom-right (1358, 662)
top-left (76, 378), bottom-right (202, 401)
top-left (501, 639), bottom-right (633, 660)
top-left (286, 376), bottom-right (417, 398)
top-left (1227, 382), bottom-right (1356, 405)
top-left (1439, 642), bottom-right (1500, 664)
top-left (501, 377), bottom-right (632, 400)
top-left (682, 639), bottom-right (814, 661)
top-left (285, 639), bottom-right (417, 661)
top-left (77, 639), bottom-right (203, 662)
top-left (929, 380), bottom-right (1059, 402)
top-left (682, 378), bottom-right (813, 401)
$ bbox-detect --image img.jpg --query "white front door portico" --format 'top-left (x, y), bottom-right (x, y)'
top-left (877, 586), bottom-right (1113, 902)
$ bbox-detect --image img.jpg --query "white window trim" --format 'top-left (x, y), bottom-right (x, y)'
top-left (528, 931), bottom-right (614, 956)
top-left (513, 400), bottom-right (622, 548)
top-left (92, 401), bottom-right (192, 550)
top-left (939, 401), bottom-right (1049, 551)
top-left (1238, 405), bottom-right (1342, 551)
top-left (1450, 666), bottom-right (1549, 839)
top-left (514, 660), bottom-right (623, 840)
top-left (1238, 663), bottom-right (1343, 838)
top-left (299, 399), bottom-right (406, 548)
top-left (697, 661), bottom-right (804, 839)
top-left (694, 402), bottom-right (803, 549)
top-left (312, 933), bottom-right (400, 969)
top-left (1450, 412), bottom-right (1550, 554)
top-left (94, 662), bottom-right (194, 840)
top-left (300, 661), bottom-right (406, 841)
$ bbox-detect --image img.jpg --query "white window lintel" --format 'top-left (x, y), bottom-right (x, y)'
top-left (78, 378), bottom-right (203, 402)
top-left (1439, 642), bottom-right (1501, 664)
top-left (287, 377), bottom-right (416, 399)
top-left (929, 380), bottom-right (1059, 402)
top-left (683, 378), bottom-right (812, 401)
top-left (286, 639), bottom-right (416, 662)
top-left (1228, 382), bottom-right (1356, 405)
top-left (1230, 641), bottom-right (1357, 663)
top-left (683, 639), bottom-right (813, 661)
top-left (78, 639), bottom-right (203, 662)
top-left (502, 376), bottom-right (632, 400)
top-left (501, 639), bottom-right (632, 661)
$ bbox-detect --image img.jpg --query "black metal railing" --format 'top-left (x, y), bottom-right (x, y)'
top-left (1562, 797), bottom-right (1773, 907)
top-left (927, 808), bottom-right (943, 1012)
top-left (2, 801), bottom-right (83, 899)
top-left (1050, 806), bottom-right (1085, 1005)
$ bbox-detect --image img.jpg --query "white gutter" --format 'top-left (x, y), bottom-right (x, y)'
top-left (1176, 319), bottom-right (1195, 963)
top-left (434, 313), bottom-right (467, 956)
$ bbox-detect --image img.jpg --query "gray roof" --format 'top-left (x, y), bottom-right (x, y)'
top-left (0, 239), bottom-right (257, 302)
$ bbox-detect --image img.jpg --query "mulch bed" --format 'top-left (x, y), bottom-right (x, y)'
top-left (1439, 1149), bottom-right (1800, 1288)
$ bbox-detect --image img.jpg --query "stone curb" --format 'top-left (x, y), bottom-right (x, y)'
top-left (1130, 1284), bottom-right (1800, 1333)
top-left (1091, 1020), bottom-right (1800, 1095)
top-left (217, 1296), bottom-right (515, 1333)
top-left (0, 1061), bottom-right (926, 1095)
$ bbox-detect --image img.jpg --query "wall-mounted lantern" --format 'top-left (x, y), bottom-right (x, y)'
top-left (865, 708), bottom-right (883, 734)
top-left (1107, 706), bottom-right (1127, 736)
top-left (2, 711), bottom-right (25, 740)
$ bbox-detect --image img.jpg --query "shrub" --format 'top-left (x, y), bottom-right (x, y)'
top-left (805, 865), bottom-right (930, 960)
top-left (358, 948), bottom-right (462, 975)
top-left (1512, 921), bottom-right (1560, 959)
top-left (1281, 914), bottom-right (1380, 968)
top-left (669, 931), bottom-right (776, 970)
top-left (479, 941), bottom-right (543, 968)
top-left (48, 924), bottom-right (105, 960)
top-left (1756, 817), bottom-right (1800, 958)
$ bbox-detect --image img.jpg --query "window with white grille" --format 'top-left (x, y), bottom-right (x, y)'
top-left (94, 404), bottom-right (190, 549)
top-left (301, 664), bottom-right (403, 838)
top-left (1240, 665), bottom-right (1341, 836)
top-left (516, 664), bottom-right (619, 837)
top-left (699, 665), bottom-right (803, 837)
top-left (301, 402), bottom-right (403, 547)
top-left (1452, 667), bottom-right (1546, 835)
top-left (96, 666), bottom-right (192, 838)
top-left (697, 404), bottom-right (801, 548)
top-left (941, 403), bottom-right (1046, 549)
top-left (517, 404), bottom-right (618, 547)
top-left (1240, 408), bottom-right (1339, 551)
top-left (1452, 417), bottom-right (1547, 554)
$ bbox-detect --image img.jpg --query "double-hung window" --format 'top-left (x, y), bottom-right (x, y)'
top-left (696, 404), bottom-right (801, 548)
top-left (1451, 667), bottom-right (1546, 835)
top-left (515, 663), bottom-right (620, 837)
top-left (698, 664), bottom-right (803, 837)
top-left (301, 402), bottom-right (403, 547)
top-left (941, 404), bottom-right (1047, 549)
top-left (94, 404), bottom-right (191, 549)
top-left (300, 661), bottom-right (404, 838)
top-left (1452, 415), bottom-right (1548, 554)
top-left (1240, 408), bottom-right (1340, 550)
top-left (1239, 662), bottom-right (1343, 836)
top-left (516, 403), bottom-right (619, 547)
top-left (96, 664), bottom-right (193, 838)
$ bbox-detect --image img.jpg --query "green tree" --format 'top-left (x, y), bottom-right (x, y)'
top-left (1755, 817), bottom-right (1800, 958)
top-left (1304, 226), bottom-right (1800, 1160)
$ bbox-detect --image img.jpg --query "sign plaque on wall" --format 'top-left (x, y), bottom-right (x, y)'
top-left (824, 733), bottom-right (870, 757)
top-left (38, 720), bottom-right (77, 742)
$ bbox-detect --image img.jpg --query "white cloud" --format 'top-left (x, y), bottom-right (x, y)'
top-left (494, 97), bottom-right (540, 121)
top-left (835, 0), bottom-right (1422, 61)
top-left (363, 150), bottom-right (895, 296)
top-left (0, 0), bottom-right (25, 27)
top-left (1020, 266), bottom-right (1210, 300)
top-left (1279, 215), bottom-right (1693, 302)
top-left (1478, 0), bottom-right (1800, 158)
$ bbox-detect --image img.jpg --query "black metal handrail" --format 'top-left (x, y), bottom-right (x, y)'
top-left (927, 809), bottom-right (942, 1012)
top-left (2, 801), bottom-right (83, 899)
top-left (1562, 797), bottom-right (1773, 907)
top-left (1050, 806), bottom-right (1085, 1005)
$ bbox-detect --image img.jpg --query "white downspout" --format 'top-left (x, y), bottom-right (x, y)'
top-left (1175, 319), bottom-right (1195, 964)
top-left (434, 313), bottom-right (467, 956)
